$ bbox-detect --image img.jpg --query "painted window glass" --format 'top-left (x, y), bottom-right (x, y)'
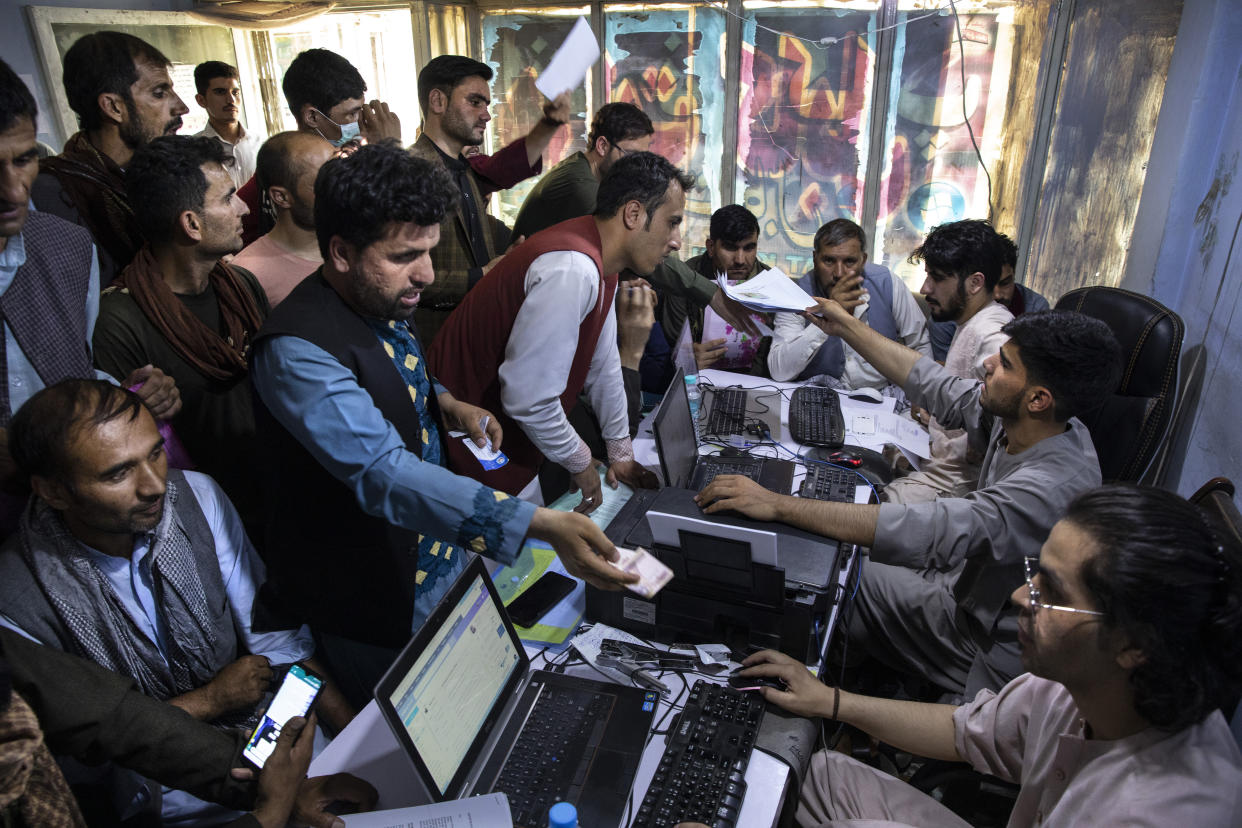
top-left (482, 8), bottom-right (592, 228)
top-left (737, 1), bottom-right (880, 276)
top-left (604, 3), bottom-right (728, 256)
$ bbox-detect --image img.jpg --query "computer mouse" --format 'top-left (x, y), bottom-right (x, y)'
top-left (844, 387), bottom-right (884, 404)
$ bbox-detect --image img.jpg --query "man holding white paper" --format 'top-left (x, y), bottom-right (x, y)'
top-left (697, 303), bottom-right (1123, 698)
top-left (768, 218), bottom-right (930, 388)
top-left (409, 55), bottom-right (573, 345)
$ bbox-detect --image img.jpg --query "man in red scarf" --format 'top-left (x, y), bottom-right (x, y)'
top-left (32, 32), bottom-right (189, 286)
top-left (91, 135), bottom-right (268, 539)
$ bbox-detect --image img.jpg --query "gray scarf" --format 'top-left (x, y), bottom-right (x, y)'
top-left (16, 477), bottom-right (231, 701)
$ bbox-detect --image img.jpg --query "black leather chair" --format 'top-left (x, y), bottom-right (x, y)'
top-left (1054, 287), bottom-right (1184, 483)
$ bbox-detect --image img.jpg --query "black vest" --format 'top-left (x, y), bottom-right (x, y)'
top-left (251, 270), bottom-right (445, 647)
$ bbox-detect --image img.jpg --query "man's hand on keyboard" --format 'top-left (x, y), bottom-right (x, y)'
top-left (527, 508), bottom-right (640, 590)
top-left (695, 474), bottom-right (783, 521)
top-left (738, 650), bottom-right (835, 719)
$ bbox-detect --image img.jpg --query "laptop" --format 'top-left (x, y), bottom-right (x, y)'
top-left (374, 558), bottom-right (655, 827)
top-left (654, 367), bottom-right (795, 494)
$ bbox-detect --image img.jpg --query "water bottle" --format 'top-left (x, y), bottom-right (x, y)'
top-left (548, 801), bottom-right (578, 828)
top-left (684, 373), bottom-right (702, 436)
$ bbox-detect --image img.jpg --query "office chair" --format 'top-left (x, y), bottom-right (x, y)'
top-left (1054, 286), bottom-right (1184, 483)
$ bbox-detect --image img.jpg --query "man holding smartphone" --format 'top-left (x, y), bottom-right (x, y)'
top-left (250, 142), bottom-right (639, 708)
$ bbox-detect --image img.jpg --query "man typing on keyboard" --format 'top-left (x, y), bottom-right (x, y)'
top-left (696, 299), bottom-right (1122, 698)
top-left (723, 486), bottom-right (1242, 827)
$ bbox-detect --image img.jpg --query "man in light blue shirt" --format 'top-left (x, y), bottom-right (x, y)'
top-left (0, 379), bottom-right (353, 825)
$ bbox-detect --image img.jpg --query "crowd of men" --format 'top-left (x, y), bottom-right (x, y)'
top-left (0, 28), bottom-right (1239, 827)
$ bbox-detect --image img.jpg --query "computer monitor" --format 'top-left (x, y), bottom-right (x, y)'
top-left (652, 367), bottom-right (697, 489)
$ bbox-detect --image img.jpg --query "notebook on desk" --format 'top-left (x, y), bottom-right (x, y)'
top-left (654, 367), bottom-right (795, 495)
top-left (374, 558), bottom-right (654, 828)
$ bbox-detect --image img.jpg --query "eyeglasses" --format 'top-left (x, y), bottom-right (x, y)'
top-left (608, 139), bottom-right (635, 157)
top-left (1023, 557), bottom-right (1105, 617)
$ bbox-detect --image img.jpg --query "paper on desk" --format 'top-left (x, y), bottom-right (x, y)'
top-left (535, 16), bottom-right (599, 99)
top-left (342, 793), bottom-right (512, 827)
top-left (845, 411), bottom-right (930, 459)
top-left (571, 622), bottom-right (648, 685)
top-left (717, 267), bottom-right (816, 313)
top-left (547, 467), bottom-right (634, 531)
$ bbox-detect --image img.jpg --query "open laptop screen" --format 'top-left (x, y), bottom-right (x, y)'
top-left (652, 367), bottom-right (698, 488)
top-left (378, 560), bottom-right (524, 797)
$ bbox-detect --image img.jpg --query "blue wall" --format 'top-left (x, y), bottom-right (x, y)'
top-left (1123, 0), bottom-right (1242, 497)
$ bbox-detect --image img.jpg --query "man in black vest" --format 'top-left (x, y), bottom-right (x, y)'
top-left (0, 60), bottom-right (179, 534)
top-left (251, 141), bottom-right (638, 707)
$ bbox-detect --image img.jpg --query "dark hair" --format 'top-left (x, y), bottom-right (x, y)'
top-left (315, 140), bottom-right (457, 259)
top-left (126, 135), bottom-right (228, 244)
top-left (194, 61), bottom-right (238, 96)
top-left (1001, 309), bottom-right (1122, 422)
top-left (62, 32), bottom-right (170, 132)
top-left (910, 218), bottom-right (1004, 291)
top-left (1070, 485), bottom-right (1242, 730)
top-left (996, 231), bottom-right (1018, 269)
top-left (417, 55), bottom-right (493, 112)
top-left (282, 49), bottom-right (366, 124)
top-left (9, 380), bottom-right (145, 483)
top-left (709, 205), bottom-right (759, 244)
top-left (587, 102), bottom-right (653, 148)
top-left (593, 152), bottom-right (695, 229)
top-left (814, 218), bottom-right (866, 252)
top-left (0, 59), bottom-right (37, 133)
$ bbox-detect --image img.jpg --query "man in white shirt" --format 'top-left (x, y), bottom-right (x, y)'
top-left (769, 219), bottom-right (930, 389)
top-left (728, 485), bottom-right (1242, 827)
top-left (886, 219), bottom-right (1015, 504)
top-left (194, 61), bottom-right (261, 189)
top-left (428, 152), bottom-right (682, 507)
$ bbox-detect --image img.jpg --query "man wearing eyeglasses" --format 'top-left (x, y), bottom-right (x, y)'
top-left (698, 305), bottom-right (1123, 697)
top-left (409, 55), bottom-right (572, 345)
top-left (723, 485), bottom-right (1242, 826)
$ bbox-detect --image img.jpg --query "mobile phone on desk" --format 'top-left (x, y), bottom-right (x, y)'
top-left (505, 571), bottom-right (576, 628)
top-left (242, 663), bottom-right (323, 768)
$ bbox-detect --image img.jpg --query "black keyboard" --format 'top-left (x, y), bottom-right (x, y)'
top-left (632, 680), bottom-right (764, 828)
top-left (788, 386), bottom-right (846, 447)
top-left (799, 463), bottom-right (858, 503)
top-left (704, 387), bottom-right (749, 436)
top-left (492, 684), bottom-right (614, 827)
top-left (689, 456), bottom-right (764, 490)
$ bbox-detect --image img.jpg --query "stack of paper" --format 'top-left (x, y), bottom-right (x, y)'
top-left (717, 267), bottom-right (818, 313)
top-left (343, 793), bottom-right (512, 827)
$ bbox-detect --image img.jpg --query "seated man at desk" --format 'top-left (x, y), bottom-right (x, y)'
top-left (731, 485), bottom-right (1242, 827)
top-left (768, 218), bottom-right (930, 388)
top-left (697, 301), bottom-right (1122, 696)
top-left (250, 143), bottom-right (635, 707)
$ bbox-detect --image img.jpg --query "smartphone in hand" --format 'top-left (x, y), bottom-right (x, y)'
top-left (242, 664), bottom-right (323, 768)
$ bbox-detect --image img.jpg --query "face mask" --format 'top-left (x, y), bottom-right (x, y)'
top-left (312, 107), bottom-right (361, 147)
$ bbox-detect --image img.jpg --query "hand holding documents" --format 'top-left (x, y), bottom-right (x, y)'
top-left (717, 267), bottom-right (818, 313)
top-left (535, 17), bottom-right (600, 99)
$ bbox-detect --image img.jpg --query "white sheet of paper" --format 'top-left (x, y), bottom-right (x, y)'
top-left (535, 16), bottom-right (600, 99)
top-left (718, 267), bottom-right (818, 313)
top-left (877, 412), bottom-right (932, 458)
top-left (342, 793), bottom-right (513, 828)
top-left (673, 318), bottom-right (697, 378)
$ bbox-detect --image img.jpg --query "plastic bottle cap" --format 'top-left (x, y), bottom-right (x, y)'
top-left (548, 801), bottom-right (578, 828)
top-left (685, 374), bottom-right (698, 384)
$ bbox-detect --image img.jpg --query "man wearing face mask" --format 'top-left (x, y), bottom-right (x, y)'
top-left (33, 31), bottom-right (190, 286)
top-left (233, 48), bottom-right (402, 246)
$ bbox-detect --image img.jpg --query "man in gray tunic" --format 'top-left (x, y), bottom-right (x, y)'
top-left (697, 301), bottom-right (1122, 697)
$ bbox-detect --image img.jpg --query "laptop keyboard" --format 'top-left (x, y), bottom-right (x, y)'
top-left (788, 386), bottom-right (846, 447)
top-left (633, 680), bottom-right (764, 827)
top-left (799, 463), bottom-right (858, 503)
top-left (492, 683), bottom-right (614, 827)
top-left (704, 387), bottom-right (749, 436)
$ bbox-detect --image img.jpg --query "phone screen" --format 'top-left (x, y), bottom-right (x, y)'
top-left (242, 664), bottom-right (323, 768)
top-left (506, 571), bottom-right (575, 628)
